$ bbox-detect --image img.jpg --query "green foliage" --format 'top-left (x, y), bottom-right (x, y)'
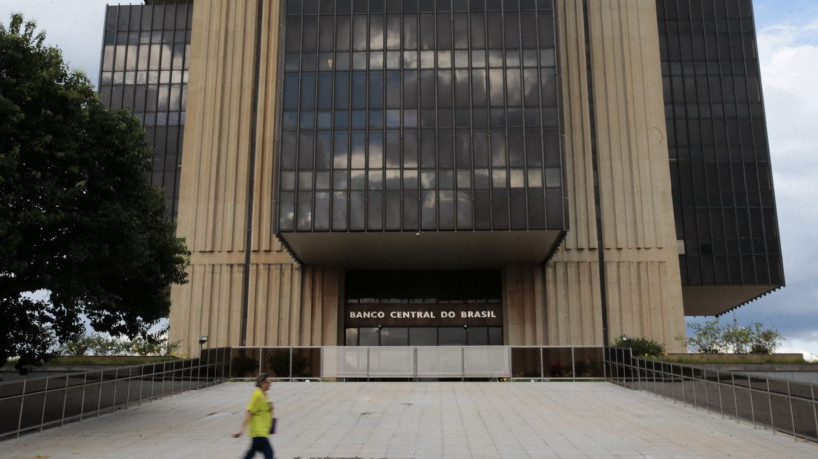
top-left (50, 355), bottom-right (178, 365)
top-left (747, 322), bottom-right (783, 354)
top-left (685, 319), bottom-right (784, 354)
top-left (722, 322), bottom-right (752, 354)
top-left (687, 320), bottom-right (727, 353)
top-left (613, 335), bottom-right (666, 357)
top-left (0, 14), bottom-right (189, 372)
top-left (128, 334), bottom-right (180, 357)
top-left (58, 331), bottom-right (179, 357)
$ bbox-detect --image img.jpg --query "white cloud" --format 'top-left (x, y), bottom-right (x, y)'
top-left (1, 0), bottom-right (141, 86)
top-left (3, 0), bottom-right (818, 357)
top-left (686, 13), bottom-right (818, 358)
top-left (779, 335), bottom-right (818, 362)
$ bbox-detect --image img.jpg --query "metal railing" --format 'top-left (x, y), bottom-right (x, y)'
top-left (606, 347), bottom-right (818, 443)
top-left (0, 345), bottom-right (604, 440)
top-left (0, 347), bottom-right (230, 440)
top-left (226, 345), bottom-right (605, 381)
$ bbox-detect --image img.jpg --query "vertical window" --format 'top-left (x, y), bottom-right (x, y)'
top-left (277, 5), bottom-right (563, 234)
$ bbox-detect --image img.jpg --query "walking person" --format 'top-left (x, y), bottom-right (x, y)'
top-left (232, 372), bottom-right (275, 459)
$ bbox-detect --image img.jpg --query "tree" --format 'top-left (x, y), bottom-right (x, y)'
top-left (686, 319), bottom-right (725, 354)
top-left (684, 319), bottom-right (784, 355)
top-left (0, 14), bottom-right (189, 372)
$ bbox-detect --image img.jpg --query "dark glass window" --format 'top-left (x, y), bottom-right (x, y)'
top-left (658, 0), bottom-right (782, 288)
top-left (439, 328), bottom-right (466, 345)
top-left (277, 2), bottom-right (562, 234)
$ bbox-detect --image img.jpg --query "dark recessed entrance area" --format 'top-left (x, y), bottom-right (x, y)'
top-left (344, 270), bottom-right (503, 346)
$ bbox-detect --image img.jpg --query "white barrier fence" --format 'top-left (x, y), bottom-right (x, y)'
top-left (321, 346), bottom-right (511, 379)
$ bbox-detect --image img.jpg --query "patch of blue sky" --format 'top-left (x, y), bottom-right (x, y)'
top-left (755, 0), bottom-right (818, 47)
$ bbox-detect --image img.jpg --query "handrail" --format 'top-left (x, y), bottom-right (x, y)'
top-left (0, 347), bottom-right (231, 441)
top-left (2, 345), bottom-right (606, 441)
top-left (605, 347), bottom-right (818, 443)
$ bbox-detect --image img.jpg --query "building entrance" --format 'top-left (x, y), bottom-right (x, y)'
top-left (343, 270), bottom-right (503, 346)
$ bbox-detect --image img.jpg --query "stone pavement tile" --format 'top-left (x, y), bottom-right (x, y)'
top-left (3, 381), bottom-right (818, 459)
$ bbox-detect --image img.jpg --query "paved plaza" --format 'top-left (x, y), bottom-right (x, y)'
top-left (2, 381), bottom-right (817, 458)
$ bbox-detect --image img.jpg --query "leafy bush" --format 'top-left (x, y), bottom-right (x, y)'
top-left (686, 320), bottom-right (724, 353)
top-left (722, 322), bottom-right (752, 354)
top-left (58, 331), bottom-right (178, 357)
top-left (685, 320), bottom-right (784, 354)
top-left (613, 335), bottom-right (665, 357)
top-left (747, 322), bottom-right (783, 354)
top-left (59, 333), bottom-right (128, 356)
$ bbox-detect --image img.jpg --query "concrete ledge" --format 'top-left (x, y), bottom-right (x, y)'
top-left (667, 353), bottom-right (805, 363)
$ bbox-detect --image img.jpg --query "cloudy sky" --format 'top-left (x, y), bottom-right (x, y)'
top-left (2, 0), bottom-right (817, 358)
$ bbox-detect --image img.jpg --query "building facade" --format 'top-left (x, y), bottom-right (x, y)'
top-left (100, 0), bottom-right (783, 356)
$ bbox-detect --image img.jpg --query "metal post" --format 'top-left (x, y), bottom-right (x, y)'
top-left (39, 376), bottom-right (49, 431)
top-left (813, 384), bottom-right (818, 443)
top-left (787, 381), bottom-right (796, 441)
top-left (717, 370), bottom-right (724, 418)
top-left (60, 375), bottom-right (69, 426)
top-left (767, 378), bottom-right (774, 434)
top-left (653, 360), bottom-right (660, 396)
top-left (79, 374), bottom-right (87, 421)
top-left (149, 364), bottom-right (156, 401)
top-left (611, 349), bottom-right (617, 384)
top-left (811, 383), bottom-right (818, 443)
top-left (124, 367), bottom-right (131, 409)
top-left (691, 367), bottom-right (697, 408)
top-left (96, 371), bottom-right (104, 418)
top-left (654, 362), bottom-right (667, 398)
top-left (227, 349), bottom-right (233, 379)
top-left (413, 347), bottom-right (418, 382)
top-left (571, 347), bottom-right (576, 382)
top-left (539, 347), bottom-right (544, 381)
top-left (614, 349), bottom-right (619, 383)
top-left (732, 373), bottom-right (739, 423)
top-left (748, 376), bottom-right (756, 429)
top-left (290, 347), bottom-right (294, 381)
top-left (703, 369), bottom-right (710, 414)
top-left (16, 379), bottom-right (27, 438)
top-left (178, 361), bottom-right (184, 395)
top-left (194, 354), bottom-right (200, 390)
top-left (366, 347), bottom-right (370, 381)
top-left (160, 362), bottom-right (166, 399)
top-left (461, 346), bottom-right (465, 381)
top-left (206, 347), bottom-right (211, 385)
top-left (112, 368), bottom-right (119, 413)
top-left (215, 349), bottom-right (221, 381)
top-left (137, 364), bottom-right (144, 406)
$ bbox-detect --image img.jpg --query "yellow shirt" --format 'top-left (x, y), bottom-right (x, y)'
top-left (246, 388), bottom-right (273, 438)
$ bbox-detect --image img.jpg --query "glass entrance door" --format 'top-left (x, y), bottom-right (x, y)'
top-left (344, 270), bottom-right (503, 346)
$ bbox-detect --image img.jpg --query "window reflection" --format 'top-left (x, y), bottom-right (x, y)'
top-left (276, 2), bottom-right (562, 233)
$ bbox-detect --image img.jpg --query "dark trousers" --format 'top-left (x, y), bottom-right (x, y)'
top-left (242, 437), bottom-right (273, 459)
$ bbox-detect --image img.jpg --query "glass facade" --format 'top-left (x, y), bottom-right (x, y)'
top-left (98, 2), bottom-right (192, 220)
top-left (345, 326), bottom-right (503, 345)
top-left (345, 269), bottom-right (501, 303)
top-left (344, 269), bottom-right (503, 346)
top-left (657, 0), bottom-right (784, 288)
top-left (276, 0), bottom-right (564, 233)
